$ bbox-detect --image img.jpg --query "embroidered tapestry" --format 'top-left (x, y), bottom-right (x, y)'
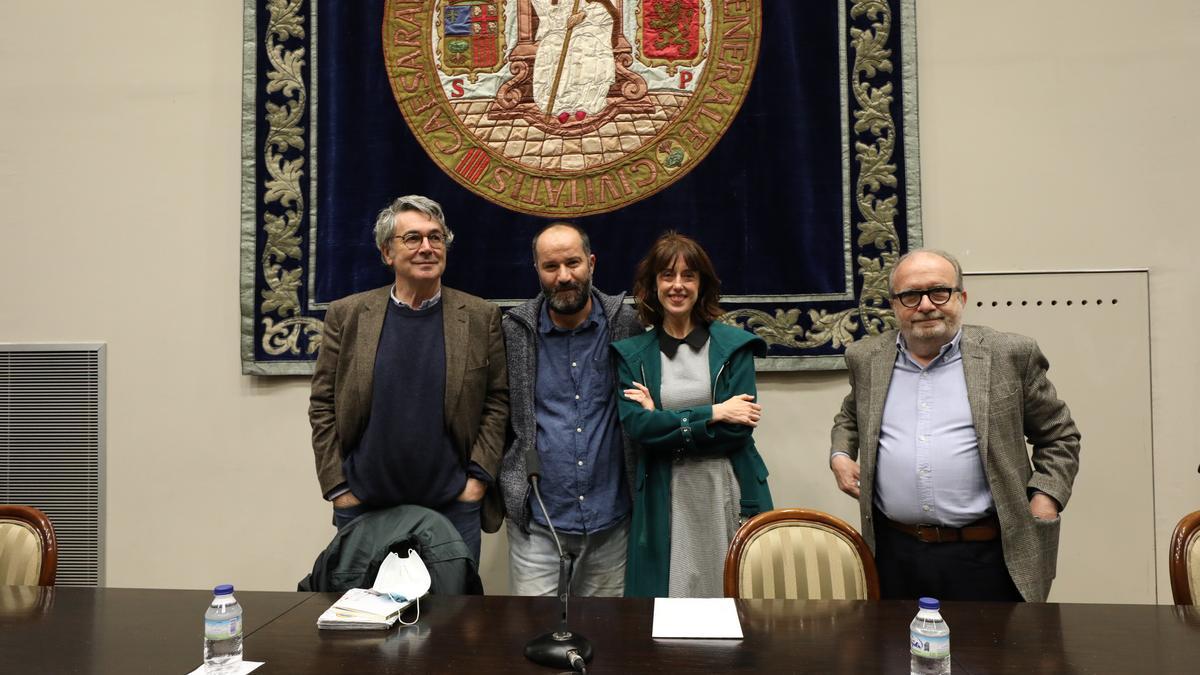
top-left (240, 0), bottom-right (921, 375)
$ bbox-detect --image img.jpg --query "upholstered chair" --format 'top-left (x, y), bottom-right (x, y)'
top-left (724, 508), bottom-right (879, 600)
top-left (1170, 510), bottom-right (1200, 605)
top-left (0, 505), bottom-right (58, 586)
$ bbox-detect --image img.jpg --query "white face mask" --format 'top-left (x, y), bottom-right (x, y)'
top-left (371, 549), bottom-right (431, 602)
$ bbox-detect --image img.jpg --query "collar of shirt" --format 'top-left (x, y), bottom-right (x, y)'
top-left (390, 285), bottom-right (442, 311)
top-left (658, 322), bottom-right (710, 358)
top-left (896, 327), bottom-right (963, 370)
top-left (538, 291), bottom-right (602, 335)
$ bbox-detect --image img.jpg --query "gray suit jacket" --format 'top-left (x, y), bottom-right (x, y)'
top-left (829, 324), bottom-right (1081, 601)
top-left (309, 285), bottom-right (509, 532)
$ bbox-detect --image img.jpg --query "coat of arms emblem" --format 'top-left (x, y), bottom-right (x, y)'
top-left (385, 0), bottom-right (761, 216)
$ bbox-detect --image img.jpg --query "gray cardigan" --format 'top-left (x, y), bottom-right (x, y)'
top-left (499, 289), bottom-right (644, 531)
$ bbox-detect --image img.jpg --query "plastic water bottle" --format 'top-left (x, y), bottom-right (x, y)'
top-left (910, 596), bottom-right (950, 675)
top-left (203, 584), bottom-right (243, 672)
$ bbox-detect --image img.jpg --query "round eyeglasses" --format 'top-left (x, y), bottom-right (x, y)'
top-left (394, 231), bottom-right (447, 250)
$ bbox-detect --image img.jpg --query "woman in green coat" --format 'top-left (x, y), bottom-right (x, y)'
top-left (612, 232), bottom-right (772, 598)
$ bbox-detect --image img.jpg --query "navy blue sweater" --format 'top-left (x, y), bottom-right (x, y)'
top-left (343, 300), bottom-right (466, 508)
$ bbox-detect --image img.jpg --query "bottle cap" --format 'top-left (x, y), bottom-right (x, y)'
top-left (918, 597), bottom-right (939, 610)
top-left (213, 584), bottom-right (235, 596)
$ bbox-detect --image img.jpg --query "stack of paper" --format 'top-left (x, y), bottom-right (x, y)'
top-left (316, 588), bottom-right (413, 630)
top-left (651, 598), bottom-right (744, 639)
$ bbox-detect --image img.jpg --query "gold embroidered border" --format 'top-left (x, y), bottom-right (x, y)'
top-left (260, 0), bottom-right (322, 357)
top-left (720, 0), bottom-right (903, 354)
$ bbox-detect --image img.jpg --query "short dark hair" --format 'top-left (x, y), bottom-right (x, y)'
top-left (631, 231), bottom-right (723, 327)
top-left (530, 221), bottom-right (591, 264)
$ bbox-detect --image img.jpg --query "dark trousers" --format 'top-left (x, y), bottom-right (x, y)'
top-left (333, 499), bottom-right (482, 563)
top-left (874, 510), bottom-right (1023, 602)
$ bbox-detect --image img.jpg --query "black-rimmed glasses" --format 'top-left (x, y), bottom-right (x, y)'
top-left (394, 231), bottom-right (447, 250)
top-left (892, 287), bottom-right (960, 308)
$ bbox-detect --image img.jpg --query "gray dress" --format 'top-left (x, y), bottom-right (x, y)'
top-left (659, 339), bottom-right (742, 598)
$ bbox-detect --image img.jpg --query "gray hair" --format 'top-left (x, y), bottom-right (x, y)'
top-left (888, 248), bottom-right (965, 293)
top-left (373, 195), bottom-right (454, 263)
top-left (531, 221), bottom-right (592, 264)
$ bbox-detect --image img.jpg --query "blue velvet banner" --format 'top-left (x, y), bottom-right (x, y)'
top-left (240, 0), bottom-right (921, 374)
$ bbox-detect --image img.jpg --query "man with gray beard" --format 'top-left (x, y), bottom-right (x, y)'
top-left (498, 222), bottom-right (642, 595)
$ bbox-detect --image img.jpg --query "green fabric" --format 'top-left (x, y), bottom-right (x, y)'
top-left (298, 504), bottom-right (481, 595)
top-left (612, 322), bottom-right (773, 597)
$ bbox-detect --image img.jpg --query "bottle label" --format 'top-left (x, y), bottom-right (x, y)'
top-left (910, 632), bottom-right (949, 658)
top-left (205, 616), bottom-right (243, 640)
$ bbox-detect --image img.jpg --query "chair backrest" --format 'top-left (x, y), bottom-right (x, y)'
top-left (724, 508), bottom-right (879, 600)
top-left (0, 505), bottom-right (58, 586)
top-left (1170, 509), bottom-right (1200, 605)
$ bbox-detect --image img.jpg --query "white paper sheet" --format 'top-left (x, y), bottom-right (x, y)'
top-left (651, 598), bottom-right (744, 639)
top-left (185, 659), bottom-right (264, 674)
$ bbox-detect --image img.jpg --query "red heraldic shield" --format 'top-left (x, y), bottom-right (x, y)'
top-left (642, 0), bottom-right (702, 61)
top-left (470, 2), bottom-right (499, 68)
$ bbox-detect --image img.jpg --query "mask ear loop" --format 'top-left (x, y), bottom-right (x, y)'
top-left (391, 549), bottom-right (426, 627)
top-left (397, 597), bottom-right (420, 626)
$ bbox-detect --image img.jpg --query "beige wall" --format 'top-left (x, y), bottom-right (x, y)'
top-left (0, 1), bottom-right (1195, 602)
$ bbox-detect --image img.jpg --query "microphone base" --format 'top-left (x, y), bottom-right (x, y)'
top-left (524, 630), bottom-right (593, 669)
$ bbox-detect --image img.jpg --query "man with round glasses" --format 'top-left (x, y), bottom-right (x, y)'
top-left (309, 195), bottom-right (509, 562)
top-left (828, 249), bottom-right (1080, 602)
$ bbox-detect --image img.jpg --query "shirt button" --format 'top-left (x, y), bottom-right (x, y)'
top-left (577, 460), bottom-right (584, 466)
top-left (682, 418), bottom-right (688, 423)
top-left (923, 505), bottom-right (931, 512)
top-left (575, 394), bottom-right (580, 400)
top-left (919, 435), bottom-right (927, 442)
top-left (571, 362), bottom-right (577, 368)
top-left (578, 495), bottom-right (585, 501)
top-left (576, 428), bottom-right (582, 433)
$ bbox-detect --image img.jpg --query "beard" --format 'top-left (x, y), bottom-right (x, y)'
top-left (905, 310), bottom-right (960, 341)
top-left (543, 276), bottom-right (592, 315)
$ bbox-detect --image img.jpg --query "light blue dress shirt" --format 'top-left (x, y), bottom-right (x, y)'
top-left (873, 330), bottom-right (994, 527)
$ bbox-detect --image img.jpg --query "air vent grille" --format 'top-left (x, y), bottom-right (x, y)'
top-left (0, 345), bottom-right (105, 586)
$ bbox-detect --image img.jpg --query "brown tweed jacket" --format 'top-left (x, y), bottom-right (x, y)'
top-left (309, 285), bottom-right (509, 532)
top-left (830, 324), bottom-right (1081, 601)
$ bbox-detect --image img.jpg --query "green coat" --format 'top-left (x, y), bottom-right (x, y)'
top-left (611, 322), bottom-right (773, 597)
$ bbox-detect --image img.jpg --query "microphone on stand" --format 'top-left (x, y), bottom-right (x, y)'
top-left (523, 445), bottom-right (593, 672)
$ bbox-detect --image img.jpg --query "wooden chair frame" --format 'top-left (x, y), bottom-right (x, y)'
top-left (0, 505), bottom-right (58, 586)
top-left (1170, 509), bottom-right (1200, 605)
top-left (724, 508), bottom-right (880, 600)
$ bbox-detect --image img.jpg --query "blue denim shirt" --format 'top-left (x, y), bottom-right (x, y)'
top-left (532, 294), bottom-right (630, 534)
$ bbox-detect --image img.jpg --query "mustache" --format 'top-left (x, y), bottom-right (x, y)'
top-left (542, 278), bottom-right (591, 312)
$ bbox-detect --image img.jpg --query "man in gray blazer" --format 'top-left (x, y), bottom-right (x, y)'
top-left (309, 195), bottom-right (508, 563)
top-left (829, 249), bottom-right (1080, 602)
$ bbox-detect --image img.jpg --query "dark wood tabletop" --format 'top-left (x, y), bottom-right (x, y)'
top-left (3, 586), bottom-right (1199, 674)
top-left (0, 586), bottom-right (309, 674)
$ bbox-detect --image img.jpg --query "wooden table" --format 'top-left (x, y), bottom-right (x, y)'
top-left (3, 586), bottom-right (1198, 673)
